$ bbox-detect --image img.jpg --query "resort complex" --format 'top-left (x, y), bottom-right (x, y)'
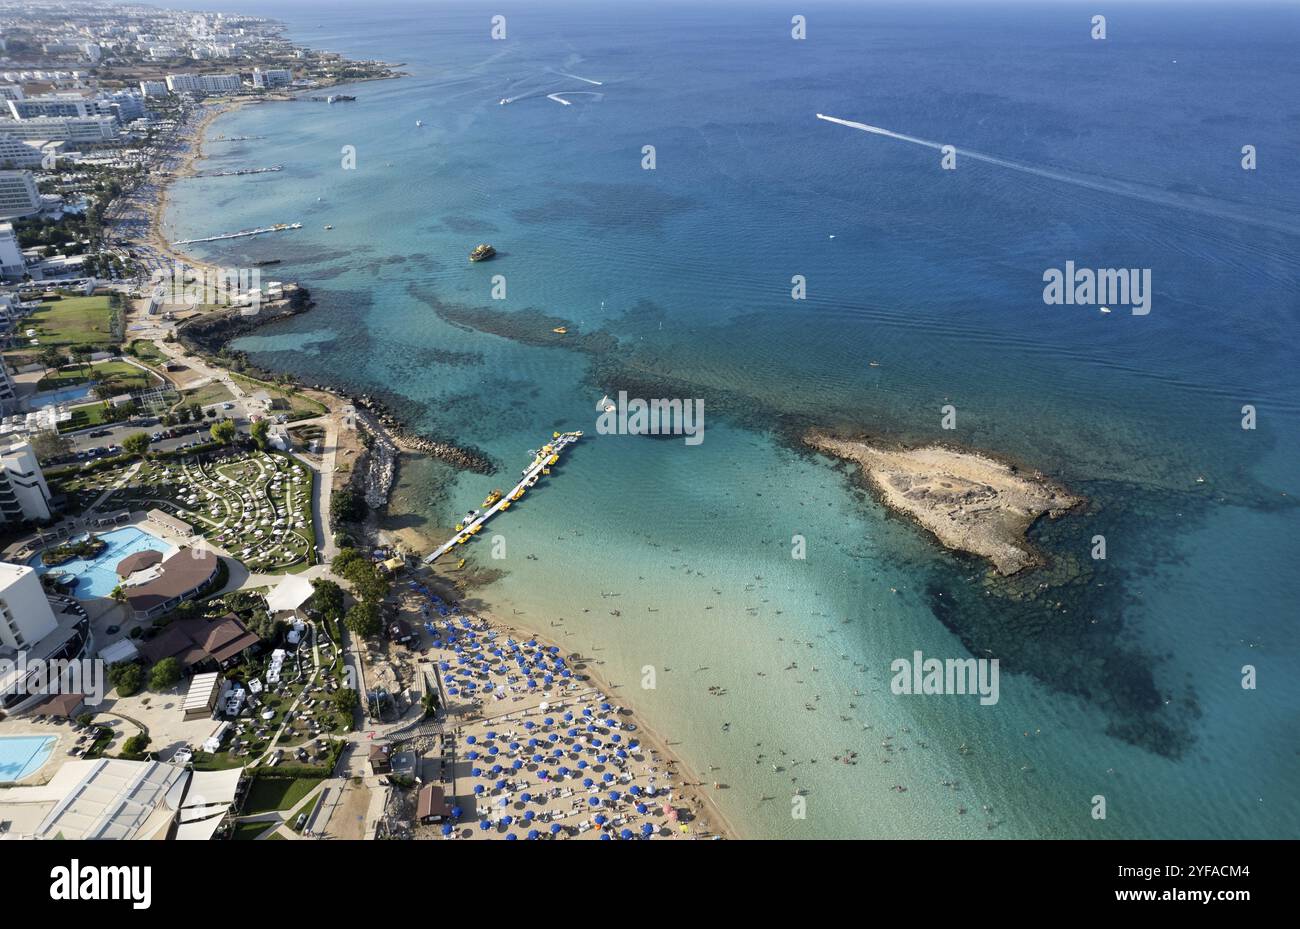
top-left (0, 3), bottom-right (1290, 916)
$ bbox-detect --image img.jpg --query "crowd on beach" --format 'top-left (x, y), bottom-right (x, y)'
top-left (401, 581), bottom-right (726, 840)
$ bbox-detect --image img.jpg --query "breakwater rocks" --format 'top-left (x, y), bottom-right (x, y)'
top-left (337, 392), bottom-right (496, 475)
top-left (356, 419), bottom-right (397, 508)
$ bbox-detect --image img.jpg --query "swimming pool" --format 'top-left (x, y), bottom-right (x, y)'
top-left (32, 526), bottom-right (175, 599)
top-left (0, 735), bottom-right (57, 782)
top-left (31, 383), bottom-right (95, 405)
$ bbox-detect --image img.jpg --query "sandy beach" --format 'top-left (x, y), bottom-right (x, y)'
top-left (390, 571), bottom-right (739, 839)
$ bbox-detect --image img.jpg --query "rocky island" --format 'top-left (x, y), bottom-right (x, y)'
top-left (806, 430), bottom-right (1084, 575)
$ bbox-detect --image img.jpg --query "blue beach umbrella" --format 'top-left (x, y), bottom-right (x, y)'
top-left (505, 833), bottom-right (517, 841)
top-left (550, 823), bottom-right (562, 835)
top-left (641, 824), bottom-right (654, 837)
top-left (441, 824), bottom-right (453, 836)
top-left (620, 828), bottom-right (632, 840)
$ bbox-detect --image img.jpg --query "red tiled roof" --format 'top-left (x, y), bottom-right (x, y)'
top-left (138, 612), bottom-right (260, 669)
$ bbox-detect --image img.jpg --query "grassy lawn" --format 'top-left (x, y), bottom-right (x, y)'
top-left (244, 775), bottom-right (325, 814)
top-left (128, 339), bottom-right (168, 366)
top-left (231, 820), bottom-right (277, 841)
top-left (288, 792), bottom-right (324, 832)
top-left (18, 295), bottom-right (116, 349)
top-left (57, 402), bottom-right (114, 433)
top-left (230, 372), bottom-right (328, 418)
top-left (38, 360), bottom-right (158, 392)
top-left (180, 380), bottom-right (235, 408)
top-left (191, 750), bottom-right (248, 771)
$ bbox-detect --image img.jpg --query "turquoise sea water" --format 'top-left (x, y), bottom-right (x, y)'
top-left (166, 1), bottom-right (1300, 838)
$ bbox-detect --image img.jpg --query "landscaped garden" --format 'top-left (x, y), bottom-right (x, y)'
top-left (51, 449), bottom-right (317, 573)
top-left (37, 359), bottom-right (158, 393)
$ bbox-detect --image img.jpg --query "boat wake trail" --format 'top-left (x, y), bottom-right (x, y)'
top-left (547, 91), bottom-right (604, 106)
top-left (816, 113), bottom-right (1299, 237)
top-left (548, 69), bottom-right (604, 86)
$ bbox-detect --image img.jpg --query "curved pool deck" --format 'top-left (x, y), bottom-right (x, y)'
top-left (31, 526), bottom-right (176, 599)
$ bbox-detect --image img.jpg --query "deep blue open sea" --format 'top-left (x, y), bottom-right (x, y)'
top-left (166, 1), bottom-right (1300, 838)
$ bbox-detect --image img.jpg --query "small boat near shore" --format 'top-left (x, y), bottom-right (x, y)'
top-left (469, 243), bottom-right (496, 262)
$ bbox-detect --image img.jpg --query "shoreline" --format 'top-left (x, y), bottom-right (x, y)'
top-left (406, 568), bottom-right (741, 839)
top-left (140, 79), bottom-right (741, 840)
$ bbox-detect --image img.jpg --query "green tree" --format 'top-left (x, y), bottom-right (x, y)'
top-left (210, 418), bottom-right (236, 444)
top-left (344, 602), bottom-right (382, 638)
top-left (148, 657), bottom-right (182, 691)
top-left (70, 345), bottom-right (92, 378)
top-left (29, 430), bottom-right (72, 464)
top-left (250, 418), bottom-right (269, 451)
top-left (329, 487), bottom-right (365, 527)
top-left (332, 687), bottom-right (358, 714)
top-left (122, 432), bottom-right (151, 458)
top-left (309, 578), bottom-right (345, 621)
top-left (109, 662), bottom-right (143, 697)
top-left (39, 346), bottom-right (66, 379)
top-left (122, 732), bottom-right (151, 756)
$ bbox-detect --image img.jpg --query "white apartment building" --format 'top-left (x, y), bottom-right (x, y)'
top-left (252, 67), bottom-right (292, 89)
top-left (0, 132), bottom-right (42, 169)
top-left (166, 72), bottom-right (242, 94)
top-left (0, 354), bottom-right (17, 404)
top-left (0, 221), bottom-right (26, 277)
top-left (0, 441), bottom-right (51, 524)
top-left (7, 96), bottom-right (93, 120)
top-left (0, 171), bottom-right (40, 220)
top-left (0, 86), bottom-right (25, 102)
top-left (140, 79), bottom-right (168, 98)
top-left (0, 116), bottom-right (119, 142)
top-left (0, 563), bottom-right (58, 651)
